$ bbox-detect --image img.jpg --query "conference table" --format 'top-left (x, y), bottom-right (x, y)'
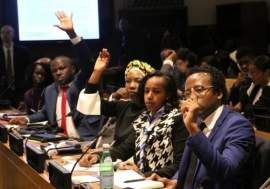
top-left (0, 134), bottom-right (101, 189)
top-left (1, 108), bottom-right (270, 189)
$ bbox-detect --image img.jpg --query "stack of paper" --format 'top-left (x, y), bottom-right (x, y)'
top-left (114, 170), bottom-right (164, 189)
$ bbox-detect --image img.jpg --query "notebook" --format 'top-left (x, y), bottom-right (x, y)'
top-left (114, 170), bottom-right (164, 189)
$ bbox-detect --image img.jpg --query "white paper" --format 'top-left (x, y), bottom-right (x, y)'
top-left (5, 125), bottom-right (19, 129)
top-left (27, 121), bottom-right (48, 126)
top-left (72, 175), bottom-right (99, 183)
top-left (114, 170), bottom-right (164, 189)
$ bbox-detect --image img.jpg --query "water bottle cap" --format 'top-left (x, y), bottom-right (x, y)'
top-left (103, 143), bottom-right (110, 148)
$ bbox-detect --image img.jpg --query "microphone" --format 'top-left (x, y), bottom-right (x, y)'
top-left (197, 177), bottom-right (212, 189)
top-left (8, 127), bottom-right (25, 139)
top-left (25, 111), bottom-right (73, 147)
top-left (43, 141), bottom-right (81, 159)
top-left (0, 79), bottom-right (14, 98)
top-left (70, 117), bottom-right (117, 174)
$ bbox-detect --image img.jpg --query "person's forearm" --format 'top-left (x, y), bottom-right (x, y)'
top-left (88, 70), bottom-right (103, 84)
top-left (66, 29), bottom-right (77, 39)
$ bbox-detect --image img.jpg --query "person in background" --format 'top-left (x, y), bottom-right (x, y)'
top-left (0, 25), bottom-right (31, 108)
top-left (24, 58), bottom-right (54, 115)
top-left (149, 66), bottom-right (255, 188)
top-left (230, 55), bottom-right (270, 113)
top-left (174, 47), bottom-right (197, 92)
top-left (227, 46), bottom-right (255, 107)
top-left (78, 60), bottom-right (189, 178)
top-left (98, 17), bottom-right (148, 92)
top-left (199, 55), bottom-right (222, 71)
top-left (9, 11), bottom-right (103, 141)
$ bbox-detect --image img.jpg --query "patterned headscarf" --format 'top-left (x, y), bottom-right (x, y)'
top-left (125, 60), bottom-right (155, 78)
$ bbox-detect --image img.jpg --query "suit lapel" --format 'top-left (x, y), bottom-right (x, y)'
top-left (208, 106), bottom-right (230, 141)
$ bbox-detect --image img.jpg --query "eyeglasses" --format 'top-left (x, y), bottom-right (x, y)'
top-left (181, 85), bottom-right (214, 100)
top-left (0, 31), bottom-right (13, 35)
top-left (247, 71), bottom-right (262, 77)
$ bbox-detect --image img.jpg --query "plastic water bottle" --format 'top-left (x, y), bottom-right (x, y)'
top-left (99, 143), bottom-right (114, 189)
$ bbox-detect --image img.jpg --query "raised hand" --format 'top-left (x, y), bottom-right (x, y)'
top-left (94, 48), bottom-right (110, 72)
top-left (180, 88), bottom-right (200, 136)
top-left (54, 11), bottom-right (73, 31)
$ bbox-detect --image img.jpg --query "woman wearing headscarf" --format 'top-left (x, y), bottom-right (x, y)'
top-left (78, 55), bottom-right (189, 178)
top-left (77, 52), bottom-right (176, 148)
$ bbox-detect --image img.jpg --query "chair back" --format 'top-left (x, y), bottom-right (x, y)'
top-left (225, 78), bottom-right (236, 92)
top-left (243, 135), bottom-right (270, 189)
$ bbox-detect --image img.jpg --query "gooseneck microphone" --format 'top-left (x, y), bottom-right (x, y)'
top-left (197, 177), bottom-right (212, 189)
top-left (0, 78), bottom-right (14, 98)
top-left (25, 112), bottom-right (73, 147)
top-left (70, 117), bottom-right (117, 175)
top-left (44, 141), bottom-right (81, 159)
top-left (8, 127), bottom-right (25, 139)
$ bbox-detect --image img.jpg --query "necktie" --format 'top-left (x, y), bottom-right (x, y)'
top-left (138, 109), bottom-right (163, 173)
top-left (183, 122), bottom-right (207, 189)
top-left (6, 49), bottom-right (13, 85)
top-left (61, 86), bottom-right (69, 135)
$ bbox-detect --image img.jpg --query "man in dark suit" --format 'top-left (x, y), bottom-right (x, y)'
top-left (149, 66), bottom-right (256, 188)
top-left (9, 11), bottom-right (106, 141)
top-left (0, 25), bottom-right (31, 108)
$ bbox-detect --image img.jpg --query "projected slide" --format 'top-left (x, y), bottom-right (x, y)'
top-left (17, 0), bottom-right (99, 41)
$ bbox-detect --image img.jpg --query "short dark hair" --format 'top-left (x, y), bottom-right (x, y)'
top-left (25, 62), bottom-right (53, 87)
top-left (199, 55), bottom-right (221, 70)
top-left (137, 70), bottom-right (179, 111)
top-left (252, 55), bottom-right (270, 72)
top-left (236, 46), bottom-right (255, 60)
top-left (187, 66), bottom-right (228, 103)
top-left (176, 48), bottom-right (197, 68)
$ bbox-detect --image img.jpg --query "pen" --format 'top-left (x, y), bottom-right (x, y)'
top-left (124, 178), bottom-right (145, 183)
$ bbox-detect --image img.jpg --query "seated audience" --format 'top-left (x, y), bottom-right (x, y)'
top-left (227, 46), bottom-right (254, 106)
top-left (77, 49), bottom-right (176, 148)
top-left (149, 66), bottom-right (255, 188)
top-left (24, 58), bottom-right (53, 115)
top-left (231, 55), bottom-right (270, 113)
top-left (78, 62), bottom-right (189, 178)
top-left (9, 11), bottom-right (102, 141)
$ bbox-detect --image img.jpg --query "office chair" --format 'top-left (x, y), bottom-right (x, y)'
top-left (242, 135), bottom-right (270, 189)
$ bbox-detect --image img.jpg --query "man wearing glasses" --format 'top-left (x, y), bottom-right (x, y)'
top-left (149, 66), bottom-right (255, 189)
top-left (0, 25), bottom-right (31, 108)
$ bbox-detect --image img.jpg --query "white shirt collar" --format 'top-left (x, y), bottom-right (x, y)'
top-left (202, 105), bottom-right (224, 137)
top-left (3, 43), bottom-right (13, 51)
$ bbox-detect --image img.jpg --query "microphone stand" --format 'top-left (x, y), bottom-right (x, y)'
top-left (24, 112), bottom-right (73, 147)
top-left (70, 117), bottom-right (117, 175)
top-left (44, 143), bottom-right (81, 159)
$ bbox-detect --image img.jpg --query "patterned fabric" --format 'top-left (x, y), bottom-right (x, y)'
top-left (125, 60), bottom-right (155, 78)
top-left (133, 108), bottom-right (181, 172)
top-left (138, 108), bottom-right (164, 173)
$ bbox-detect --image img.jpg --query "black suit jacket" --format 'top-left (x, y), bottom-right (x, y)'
top-left (0, 43), bottom-right (31, 94)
